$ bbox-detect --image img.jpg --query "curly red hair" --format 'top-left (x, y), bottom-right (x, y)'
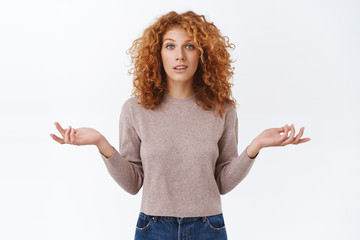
top-left (127, 10), bottom-right (237, 118)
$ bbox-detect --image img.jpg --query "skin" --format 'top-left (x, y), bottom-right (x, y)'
top-left (50, 122), bottom-right (103, 146)
top-left (161, 27), bottom-right (200, 99)
top-left (50, 27), bottom-right (311, 159)
top-left (247, 124), bottom-right (310, 159)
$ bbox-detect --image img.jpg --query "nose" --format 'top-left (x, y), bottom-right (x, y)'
top-left (176, 48), bottom-right (185, 61)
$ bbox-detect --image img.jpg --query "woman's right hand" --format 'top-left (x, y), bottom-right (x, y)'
top-left (50, 122), bottom-right (104, 146)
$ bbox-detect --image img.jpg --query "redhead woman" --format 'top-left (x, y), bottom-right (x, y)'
top-left (50, 10), bottom-right (310, 240)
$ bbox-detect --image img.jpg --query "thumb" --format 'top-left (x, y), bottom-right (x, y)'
top-left (277, 126), bottom-right (285, 132)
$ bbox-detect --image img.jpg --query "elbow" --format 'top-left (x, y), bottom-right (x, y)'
top-left (219, 187), bottom-right (231, 195)
top-left (107, 167), bottom-right (143, 195)
top-left (216, 176), bottom-right (232, 195)
top-left (127, 186), bottom-right (141, 195)
top-left (124, 178), bottom-right (143, 195)
top-left (128, 190), bottom-right (138, 195)
top-left (217, 180), bottom-right (232, 195)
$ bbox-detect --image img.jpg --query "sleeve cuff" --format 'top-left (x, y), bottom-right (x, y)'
top-left (243, 147), bottom-right (259, 160)
top-left (99, 146), bottom-right (117, 161)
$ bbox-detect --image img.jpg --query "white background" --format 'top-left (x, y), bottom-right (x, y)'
top-left (1, 0), bottom-right (359, 239)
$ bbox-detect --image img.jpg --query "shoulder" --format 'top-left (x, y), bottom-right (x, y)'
top-left (225, 103), bottom-right (236, 112)
top-left (119, 96), bottom-right (137, 115)
top-left (221, 103), bottom-right (237, 118)
top-left (217, 104), bottom-right (237, 128)
top-left (121, 96), bottom-right (149, 118)
top-left (122, 96), bottom-right (142, 110)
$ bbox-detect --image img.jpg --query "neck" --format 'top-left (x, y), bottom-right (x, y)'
top-left (166, 80), bottom-right (194, 99)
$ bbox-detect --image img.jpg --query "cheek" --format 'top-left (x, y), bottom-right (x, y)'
top-left (161, 53), bottom-right (170, 68)
top-left (191, 55), bottom-right (200, 68)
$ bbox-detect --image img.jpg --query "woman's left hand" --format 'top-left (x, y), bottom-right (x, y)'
top-left (255, 124), bottom-right (311, 149)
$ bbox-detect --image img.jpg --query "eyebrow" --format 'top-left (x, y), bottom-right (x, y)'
top-left (163, 38), bottom-right (193, 42)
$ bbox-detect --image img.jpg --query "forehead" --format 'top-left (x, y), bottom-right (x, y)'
top-left (163, 27), bottom-right (192, 41)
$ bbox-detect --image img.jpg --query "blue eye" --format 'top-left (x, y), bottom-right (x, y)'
top-left (165, 44), bottom-right (195, 50)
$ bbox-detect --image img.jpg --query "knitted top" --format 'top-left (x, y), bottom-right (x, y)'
top-left (99, 93), bottom-right (259, 218)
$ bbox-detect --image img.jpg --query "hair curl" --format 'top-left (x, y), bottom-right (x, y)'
top-left (126, 10), bottom-right (237, 118)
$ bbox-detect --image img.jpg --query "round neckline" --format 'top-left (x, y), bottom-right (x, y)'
top-left (164, 93), bottom-right (196, 103)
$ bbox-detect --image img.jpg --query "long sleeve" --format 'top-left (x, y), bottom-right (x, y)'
top-left (215, 105), bottom-right (259, 195)
top-left (99, 100), bottom-right (144, 195)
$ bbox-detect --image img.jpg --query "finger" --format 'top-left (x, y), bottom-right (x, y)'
top-left (64, 126), bottom-right (70, 143)
top-left (50, 133), bottom-right (65, 144)
top-left (277, 124), bottom-right (287, 133)
top-left (294, 138), bottom-right (311, 144)
top-left (283, 124), bottom-right (296, 145)
top-left (68, 126), bottom-right (73, 143)
top-left (290, 124), bottom-right (296, 138)
top-left (280, 124), bottom-right (289, 141)
top-left (70, 126), bottom-right (75, 142)
top-left (293, 127), bottom-right (304, 144)
top-left (292, 127), bottom-right (303, 143)
top-left (277, 125), bottom-right (289, 133)
top-left (54, 122), bottom-right (65, 137)
top-left (280, 125), bottom-right (289, 140)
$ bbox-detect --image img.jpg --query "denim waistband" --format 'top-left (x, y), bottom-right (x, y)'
top-left (139, 212), bottom-right (222, 223)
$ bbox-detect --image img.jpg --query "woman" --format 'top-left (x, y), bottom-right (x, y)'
top-left (50, 10), bottom-right (310, 240)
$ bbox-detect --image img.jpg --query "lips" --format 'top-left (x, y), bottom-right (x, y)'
top-left (173, 65), bottom-right (188, 69)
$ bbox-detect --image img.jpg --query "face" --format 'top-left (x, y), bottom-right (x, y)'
top-left (161, 27), bottom-right (200, 85)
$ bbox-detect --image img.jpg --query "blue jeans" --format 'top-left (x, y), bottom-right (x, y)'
top-left (134, 212), bottom-right (228, 240)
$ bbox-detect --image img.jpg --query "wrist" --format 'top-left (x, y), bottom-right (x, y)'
top-left (253, 138), bottom-right (263, 150)
top-left (96, 137), bottom-right (114, 159)
top-left (246, 139), bottom-right (262, 159)
top-left (95, 135), bottom-right (107, 148)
